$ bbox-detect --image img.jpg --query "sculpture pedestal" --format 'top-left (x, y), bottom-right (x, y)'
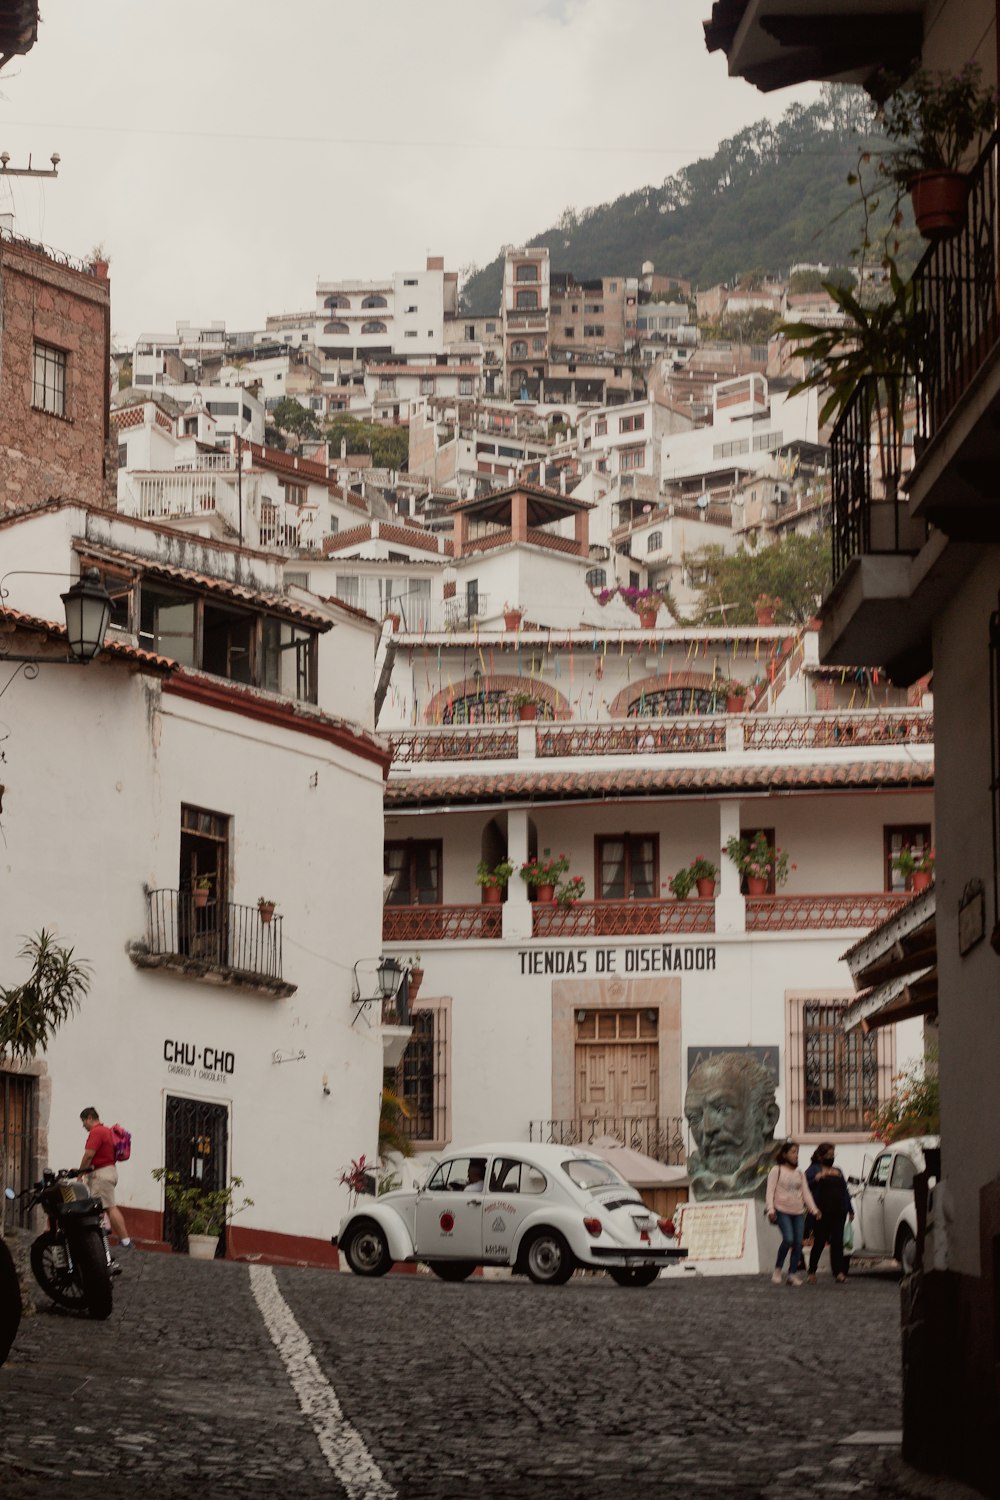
top-left (675, 1199), bottom-right (781, 1276)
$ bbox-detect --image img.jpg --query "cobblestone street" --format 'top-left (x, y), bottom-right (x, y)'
top-left (1, 1252), bottom-right (964, 1500)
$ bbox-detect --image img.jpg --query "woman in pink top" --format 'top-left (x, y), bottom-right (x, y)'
top-left (766, 1140), bottom-right (820, 1286)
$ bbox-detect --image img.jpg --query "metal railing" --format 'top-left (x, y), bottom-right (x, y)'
top-left (537, 719), bottom-right (727, 757)
top-left (532, 899), bottom-right (715, 938)
top-left (382, 904), bottom-right (502, 942)
top-left (146, 890), bottom-right (284, 980)
top-left (743, 708), bottom-right (933, 751)
top-left (529, 1117), bottom-right (687, 1166)
top-left (387, 726), bottom-right (519, 764)
top-left (745, 892), bottom-right (911, 932)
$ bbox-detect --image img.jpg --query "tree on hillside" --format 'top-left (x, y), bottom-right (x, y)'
top-left (271, 397), bottom-right (320, 441)
top-left (683, 533), bottom-right (832, 627)
top-left (324, 416), bottom-right (408, 472)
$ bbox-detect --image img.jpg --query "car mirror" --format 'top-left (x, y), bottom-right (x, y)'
top-left (847, 1175), bottom-right (860, 1187)
top-left (3, 1188), bottom-right (15, 1200)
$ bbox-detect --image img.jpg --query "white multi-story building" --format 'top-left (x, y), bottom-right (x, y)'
top-left (315, 257), bottom-right (460, 377)
top-left (0, 502), bottom-right (391, 1262)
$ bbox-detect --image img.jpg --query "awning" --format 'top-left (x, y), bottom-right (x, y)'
top-left (843, 966), bottom-right (937, 1032)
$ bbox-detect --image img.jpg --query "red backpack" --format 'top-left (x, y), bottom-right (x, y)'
top-left (111, 1123), bottom-right (132, 1163)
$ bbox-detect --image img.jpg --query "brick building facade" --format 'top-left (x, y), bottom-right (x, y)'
top-left (0, 233), bottom-right (111, 510)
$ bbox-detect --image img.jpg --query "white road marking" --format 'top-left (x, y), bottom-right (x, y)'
top-left (249, 1264), bottom-right (395, 1499)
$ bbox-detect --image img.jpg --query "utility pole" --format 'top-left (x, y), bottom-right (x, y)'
top-left (0, 151), bottom-right (59, 178)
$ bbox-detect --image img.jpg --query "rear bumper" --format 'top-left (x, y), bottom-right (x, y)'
top-left (587, 1246), bottom-right (688, 1264)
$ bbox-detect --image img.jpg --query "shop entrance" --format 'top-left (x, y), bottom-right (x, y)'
top-left (163, 1095), bottom-right (230, 1254)
top-left (575, 1008), bottom-right (659, 1119)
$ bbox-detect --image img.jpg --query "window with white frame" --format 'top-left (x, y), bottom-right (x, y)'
top-left (647, 530), bottom-right (663, 552)
top-left (32, 342), bottom-right (67, 416)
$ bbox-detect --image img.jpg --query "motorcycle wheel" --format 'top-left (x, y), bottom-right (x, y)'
top-left (72, 1231), bottom-right (113, 1320)
top-left (31, 1230), bottom-right (88, 1310)
top-left (0, 1237), bottom-right (21, 1365)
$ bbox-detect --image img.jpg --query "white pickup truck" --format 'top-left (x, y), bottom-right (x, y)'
top-left (847, 1135), bottom-right (939, 1272)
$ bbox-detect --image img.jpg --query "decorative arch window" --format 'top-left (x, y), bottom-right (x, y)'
top-left (626, 687), bottom-right (719, 718)
top-left (361, 294), bottom-right (388, 309)
top-left (324, 294), bottom-right (350, 310)
top-left (516, 263), bottom-right (539, 282)
top-left (361, 321), bottom-right (388, 335)
top-left (647, 531), bottom-right (663, 553)
top-left (515, 289), bottom-right (538, 310)
top-left (586, 567), bottom-right (607, 588)
top-left (511, 340), bottom-right (528, 360)
top-left (323, 320), bottom-right (349, 335)
top-left (441, 690), bottom-right (554, 725)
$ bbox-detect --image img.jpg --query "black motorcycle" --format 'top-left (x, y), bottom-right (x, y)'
top-left (5, 1169), bottom-right (114, 1320)
top-left (0, 1234), bottom-right (20, 1364)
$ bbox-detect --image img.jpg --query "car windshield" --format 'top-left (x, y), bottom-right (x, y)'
top-left (561, 1158), bottom-right (628, 1191)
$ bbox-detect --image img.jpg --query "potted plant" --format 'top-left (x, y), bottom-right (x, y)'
top-left (689, 855), bottom-right (718, 899)
top-left (724, 832), bottom-right (792, 896)
top-left (668, 864), bottom-right (696, 901)
top-left (874, 64), bottom-right (998, 237)
top-left (555, 875), bottom-right (586, 906)
top-left (475, 859), bottom-right (514, 905)
top-left (88, 243), bottom-right (110, 279)
top-left (405, 955), bottom-right (424, 1002)
top-left (754, 593), bottom-right (781, 627)
top-left (520, 850), bottom-right (570, 903)
top-left (193, 875), bottom-right (212, 909)
top-left (892, 845), bottom-right (935, 893)
top-left (151, 1168), bottom-right (253, 1260)
top-left (257, 896), bottom-right (277, 924)
top-left (511, 689), bottom-right (538, 722)
top-left (503, 602), bottom-right (523, 630)
top-left (619, 585), bottom-right (667, 630)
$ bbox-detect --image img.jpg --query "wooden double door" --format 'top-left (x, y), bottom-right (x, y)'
top-left (575, 1009), bottom-right (658, 1119)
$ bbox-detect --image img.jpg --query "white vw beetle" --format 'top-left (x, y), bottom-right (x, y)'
top-left (334, 1142), bottom-right (686, 1286)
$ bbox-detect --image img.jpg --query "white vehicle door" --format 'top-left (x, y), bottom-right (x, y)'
top-left (884, 1150), bottom-right (917, 1249)
top-left (414, 1156), bottom-right (486, 1261)
top-left (482, 1157), bottom-right (549, 1263)
top-left (858, 1150), bottom-right (893, 1253)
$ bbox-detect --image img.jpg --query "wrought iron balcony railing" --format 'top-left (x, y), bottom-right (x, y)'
top-left (529, 1117), bottom-right (687, 1166)
top-left (145, 890), bottom-right (284, 982)
top-left (830, 126), bottom-right (1000, 582)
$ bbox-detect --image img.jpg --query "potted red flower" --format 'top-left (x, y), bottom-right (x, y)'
top-left (520, 850), bottom-right (570, 903)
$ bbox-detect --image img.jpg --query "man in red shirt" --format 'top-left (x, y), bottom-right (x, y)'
top-left (79, 1107), bottom-right (132, 1250)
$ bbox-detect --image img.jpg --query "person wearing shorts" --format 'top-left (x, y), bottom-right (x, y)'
top-left (79, 1107), bottom-right (132, 1250)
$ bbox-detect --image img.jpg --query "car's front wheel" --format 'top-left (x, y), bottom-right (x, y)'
top-left (343, 1219), bottom-right (392, 1278)
top-left (895, 1225), bottom-right (916, 1275)
top-left (608, 1265), bottom-right (660, 1287)
top-left (522, 1229), bottom-right (575, 1286)
top-left (426, 1261), bottom-right (476, 1282)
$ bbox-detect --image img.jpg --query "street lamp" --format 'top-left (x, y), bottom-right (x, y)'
top-left (61, 570), bottom-right (113, 661)
top-left (1, 568), bottom-right (113, 666)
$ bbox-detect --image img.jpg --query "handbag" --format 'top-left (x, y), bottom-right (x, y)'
top-left (843, 1218), bottom-right (855, 1253)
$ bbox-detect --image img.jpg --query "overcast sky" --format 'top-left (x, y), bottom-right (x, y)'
top-left (0, 1), bottom-right (818, 346)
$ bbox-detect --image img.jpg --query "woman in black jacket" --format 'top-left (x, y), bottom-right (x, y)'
top-left (806, 1143), bottom-right (854, 1283)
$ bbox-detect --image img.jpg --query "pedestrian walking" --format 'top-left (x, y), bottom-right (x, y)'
top-left (805, 1143), bottom-right (854, 1283)
top-left (79, 1107), bottom-right (132, 1250)
top-left (766, 1140), bottom-right (819, 1286)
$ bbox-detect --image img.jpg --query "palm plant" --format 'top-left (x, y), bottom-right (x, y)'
top-left (0, 930), bottom-right (91, 1061)
top-left (378, 1087), bottom-right (414, 1163)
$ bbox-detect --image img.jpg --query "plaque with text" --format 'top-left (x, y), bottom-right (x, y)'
top-left (676, 1201), bottom-right (749, 1261)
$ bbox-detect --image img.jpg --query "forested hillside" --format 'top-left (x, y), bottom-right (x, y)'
top-left (461, 87), bottom-right (913, 314)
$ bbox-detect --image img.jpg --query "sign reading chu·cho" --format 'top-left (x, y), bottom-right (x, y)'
top-left (519, 945), bottom-right (717, 976)
top-left (163, 1039), bottom-right (235, 1084)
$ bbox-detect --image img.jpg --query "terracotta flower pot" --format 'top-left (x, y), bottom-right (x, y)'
top-left (535, 883), bottom-right (555, 903)
top-left (746, 876), bottom-right (768, 896)
top-left (193, 887), bottom-right (209, 909)
top-left (755, 606), bottom-right (775, 627)
top-left (909, 170), bottom-right (970, 239)
top-left (910, 871), bottom-right (933, 893)
top-left (504, 611), bottom-right (523, 630)
top-left (258, 902), bottom-right (275, 924)
top-left (482, 885), bottom-right (503, 905)
top-left (407, 968), bottom-right (423, 1003)
top-left (696, 878), bottom-right (717, 899)
top-left (638, 608), bottom-right (658, 630)
top-left (726, 695), bottom-right (746, 714)
top-left (518, 702), bottom-right (537, 722)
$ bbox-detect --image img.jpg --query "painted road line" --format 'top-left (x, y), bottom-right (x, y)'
top-left (249, 1263), bottom-right (395, 1500)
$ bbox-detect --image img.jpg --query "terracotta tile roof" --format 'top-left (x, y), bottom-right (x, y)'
top-left (0, 606), bottom-right (176, 673)
top-left (386, 758), bottom-right (934, 807)
top-left (75, 542), bottom-right (333, 630)
top-left (248, 441), bottom-right (366, 505)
